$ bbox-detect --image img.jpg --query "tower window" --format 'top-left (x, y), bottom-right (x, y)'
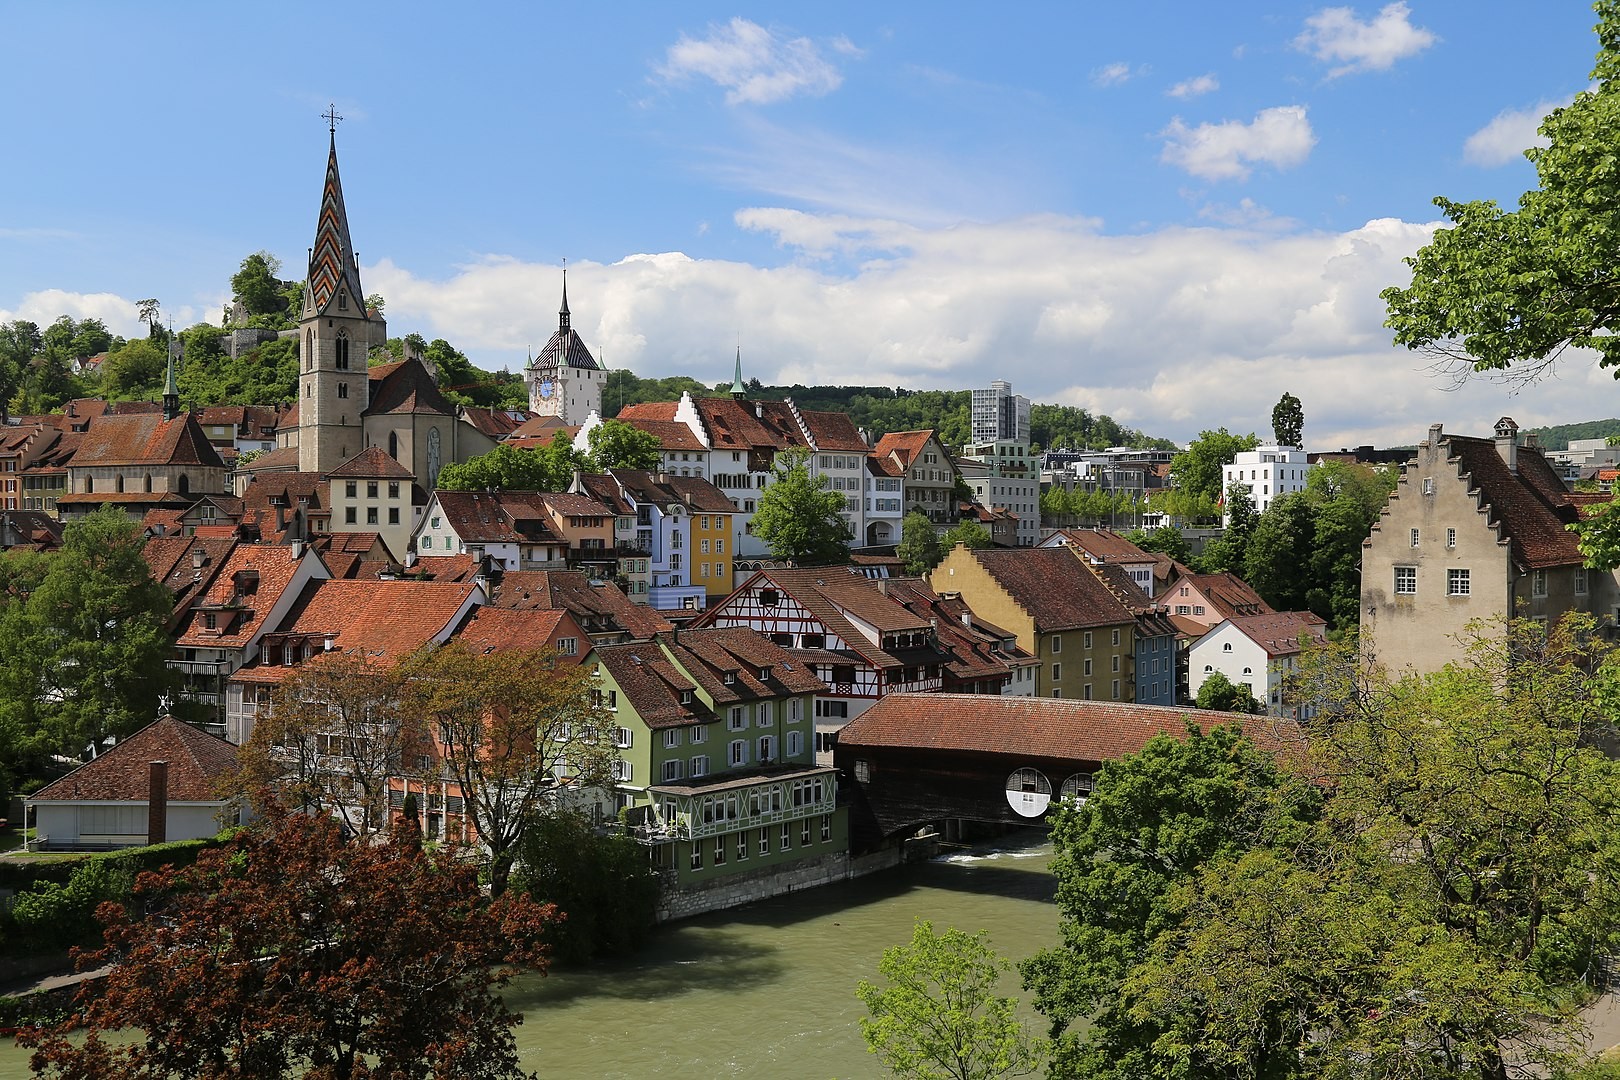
top-left (335, 332), bottom-right (350, 370)
top-left (339, 291), bottom-right (347, 310)
top-left (338, 383), bottom-right (349, 399)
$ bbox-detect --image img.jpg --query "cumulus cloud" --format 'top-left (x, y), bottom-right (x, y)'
top-left (345, 209), bottom-right (1602, 450)
top-left (1295, 2), bottom-right (1437, 78)
top-left (1167, 74), bottom-right (1220, 99)
top-left (656, 17), bottom-right (845, 105)
top-left (1093, 62), bottom-right (1134, 87)
top-left (1160, 105), bottom-right (1316, 181)
top-left (1463, 95), bottom-right (1574, 167)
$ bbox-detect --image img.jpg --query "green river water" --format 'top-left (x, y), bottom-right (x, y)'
top-left (1, 832), bottom-right (1059, 1079)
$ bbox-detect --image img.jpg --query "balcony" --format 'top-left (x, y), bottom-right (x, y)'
top-left (167, 657), bottom-right (233, 676)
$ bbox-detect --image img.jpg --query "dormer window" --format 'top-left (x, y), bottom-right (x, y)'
top-left (758, 666), bottom-right (771, 681)
top-left (679, 689), bottom-right (695, 705)
top-left (724, 672), bottom-right (736, 685)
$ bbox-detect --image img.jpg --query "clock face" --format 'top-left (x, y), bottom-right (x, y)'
top-left (539, 378), bottom-right (554, 400)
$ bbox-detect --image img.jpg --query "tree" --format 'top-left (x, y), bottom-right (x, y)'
top-left (135, 298), bottom-right (161, 334)
top-left (858, 920), bottom-right (1046, 1080)
top-left (402, 641), bottom-right (618, 896)
top-left (1195, 482), bottom-right (1257, 574)
top-left (231, 651), bottom-right (427, 843)
top-left (99, 336), bottom-right (167, 400)
top-left (1020, 723), bottom-right (1320, 1079)
top-left (1170, 429), bottom-right (1258, 505)
top-left (0, 508), bottom-right (175, 765)
top-left (942, 520), bottom-right (993, 551)
top-left (515, 807), bottom-right (662, 963)
top-left (1193, 670), bottom-right (1261, 713)
top-left (1114, 617), bottom-right (1620, 1078)
top-left (1270, 391), bottom-right (1303, 448)
top-left (750, 448), bottom-right (852, 564)
top-left (230, 251), bottom-right (289, 321)
top-left (1126, 524), bottom-right (1190, 564)
top-left (20, 809), bottom-right (558, 1080)
top-left (898, 510), bottom-right (944, 574)
top-left (436, 435), bottom-right (583, 493)
top-left (1383, 6), bottom-right (1620, 383)
top-left (1241, 490), bottom-right (1315, 612)
top-left (585, 418), bottom-right (661, 472)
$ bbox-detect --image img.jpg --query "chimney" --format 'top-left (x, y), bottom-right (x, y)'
top-left (1494, 417), bottom-right (1519, 473)
top-left (190, 547), bottom-right (206, 570)
top-left (290, 539), bottom-right (304, 561)
top-left (147, 761), bottom-right (168, 846)
top-left (1426, 423), bottom-right (1444, 448)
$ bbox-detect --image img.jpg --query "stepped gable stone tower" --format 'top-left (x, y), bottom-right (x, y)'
top-left (525, 268), bottom-right (604, 423)
top-left (298, 114), bottom-right (386, 472)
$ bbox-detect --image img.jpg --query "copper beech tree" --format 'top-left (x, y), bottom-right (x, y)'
top-left (402, 641), bottom-right (618, 897)
top-left (20, 809), bottom-right (558, 1080)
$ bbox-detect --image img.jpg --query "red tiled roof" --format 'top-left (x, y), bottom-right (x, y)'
top-left (1437, 434), bottom-right (1584, 569)
top-left (1183, 573), bottom-right (1272, 619)
top-left (616, 417), bottom-right (707, 452)
top-left (1222, 611), bottom-right (1328, 658)
top-left (876, 577), bottom-right (1034, 684)
top-left (454, 606), bottom-right (576, 657)
top-left (176, 544), bottom-right (314, 648)
top-left (31, 716), bottom-right (238, 803)
top-left (460, 406), bottom-right (528, 439)
top-left (838, 693), bottom-right (1303, 762)
top-left (616, 402), bottom-right (679, 423)
top-left (539, 492), bottom-right (613, 518)
top-left (326, 446), bottom-right (413, 479)
top-left (407, 554), bottom-right (481, 581)
top-left (431, 491), bottom-right (562, 544)
top-left (1043, 528), bottom-right (1158, 565)
top-left (71, 413), bottom-right (225, 469)
top-left (236, 446), bottom-right (301, 473)
top-left (492, 570), bottom-right (673, 639)
top-left (871, 430), bottom-right (936, 470)
top-left (233, 578), bottom-right (481, 683)
top-left (960, 547), bottom-right (1137, 632)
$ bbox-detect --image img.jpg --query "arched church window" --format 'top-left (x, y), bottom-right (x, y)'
top-left (116, 475), bottom-right (124, 493)
top-left (388, 431), bottom-right (399, 459)
top-left (338, 383), bottom-right (349, 399)
top-left (305, 330), bottom-right (313, 369)
top-left (335, 330), bottom-right (350, 370)
top-left (178, 474), bottom-right (189, 495)
top-left (339, 291), bottom-right (347, 311)
top-left (144, 474), bottom-right (152, 493)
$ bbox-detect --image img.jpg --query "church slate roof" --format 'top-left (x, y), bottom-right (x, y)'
top-left (305, 134), bottom-right (368, 318)
top-left (534, 327), bottom-right (601, 371)
top-left (365, 358), bottom-right (456, 417)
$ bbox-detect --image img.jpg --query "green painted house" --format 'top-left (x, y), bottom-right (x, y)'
top-left (591, 627), bottom-right (847, 894)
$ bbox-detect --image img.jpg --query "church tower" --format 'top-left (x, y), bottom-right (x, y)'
top-left (526, 269), bottom-right (604, 422)
top-left (298, 110), bottom-right (385, 473)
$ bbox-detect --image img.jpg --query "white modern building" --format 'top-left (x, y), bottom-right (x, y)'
top-left (1222, 445), bottom-right (1312, 523)
top-left (971, 380), bottom-right (1030, 445)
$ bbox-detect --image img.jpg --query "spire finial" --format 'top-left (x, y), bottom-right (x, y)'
top-left (323, 103), bottom-right (343, 140)
top-left (559, 260), bottom-right (571, 332)
top-left (163, 319), bottom-right (179, 421)
top-left (730, 340), bottom-right (746, 400)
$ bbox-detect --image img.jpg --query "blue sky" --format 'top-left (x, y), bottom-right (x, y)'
top-left (0, 2), bottom-right (1609, 447)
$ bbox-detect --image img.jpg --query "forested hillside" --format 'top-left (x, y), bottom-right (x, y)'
top-left (1524, 419), bottom-right (1620, 450)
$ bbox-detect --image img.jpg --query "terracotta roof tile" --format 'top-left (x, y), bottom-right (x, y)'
top-left (959, 547), bottom-right (1137, 632)
top-left (871, 430), bottom-right (936, 469)
top-left (1437, 434), bottom-right (1584, 569)
top-left (616, 417), bottom-right (707, 452)
top-left (431, 491), bottom-right (563, 544)
top-left (176, 544), bottom-right (313, 648)
top-left (1222, 611), bottom-right (1328, 658)
top-left (454, 606), bottom-right (578, 658)
top-left (838, 693), bottom-right (1303, 763)
top-left (326, 446), bottom-right (413, 479)
top-left (492, 570), bottom-right (673, 639)
top-left (1183, 572), bottom-right (1272, 619)
top-left (31, 716), bottom-right (238, 803)
top-left (407, 554), bottom-right (481, 581)
top-left (71, 413), bottom-right (225, 469)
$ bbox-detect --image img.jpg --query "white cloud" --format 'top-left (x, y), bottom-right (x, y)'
top-left (342, 209), bottom-right (1606, 450)
top-left (1093, 62), bottom-right (1133, 87)
top-left (1167, 74), bottom-right (1219, 99)
top-left (1196, 198), bottom-right (1297, 231)
top-left (1161, 105), bottom-right (1316, 181)
top-left (1295, 2), bottom-right (1437, 78)
top-left (1462, 95), bottom-right (1574, 167)
top-left (656, 18), bottom-right (845, 105)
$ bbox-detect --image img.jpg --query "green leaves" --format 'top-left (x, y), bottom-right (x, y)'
top-left (858, 920), bottom-right (1046, 1080)
top-left (750, 448), bottom-right (852, 564)
top-left (436, 434), bottom-right (584, 493)
top-left (898, 510), bottom-right (945, 575)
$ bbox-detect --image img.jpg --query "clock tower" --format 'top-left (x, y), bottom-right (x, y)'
top-left (526, 270), bottom-right (604, 423)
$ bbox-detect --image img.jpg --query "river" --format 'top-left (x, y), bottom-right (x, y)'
top-left (0, 831), bottom-right (1059, 1079)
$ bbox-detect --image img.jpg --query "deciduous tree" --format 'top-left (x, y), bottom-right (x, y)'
top-left (585, 418), bottom-right (661, 472)
top-left (859, 920), bottom-right (1046, 1080)
top-left (1170, 428), bottom-right (1257, 505)
top-left (231, 651), bottom-right (426, 843)
top-left (751, 448), bottom-right (852, 564)
top-left (436, 435), bottom-right (584, 493)
top-left (898, 510), bottom-right (944, 574)
top-left (402, 641), bottom-right (618, 896)
top-left (515, 807), bottom-right (662, 963)
top-left (20, 809), bottom-right (558, 1080)
top-left (942, 519), bottom-right (993, 551)
top-left (1383, 5), bottom-right (1620, 383)
top-left (1192, 670), bottom-right (1261, 714)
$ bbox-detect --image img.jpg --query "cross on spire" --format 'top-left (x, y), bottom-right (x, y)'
top-left (323, 103), bottom-right (344, 135)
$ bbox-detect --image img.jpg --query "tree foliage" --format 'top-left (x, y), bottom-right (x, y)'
top-left (99, 337), bottom-right (168, 401)
top-left (231, 651), bottom-right (426, 844)
top-left (898, 510), bottom-right (945, 574)
top-left (750, 448), bottom-right (852, 564)
top-left (401, 641), bottom-right (618, 896)
top-left (19, 809), bottom-right (558, 1080)
top-left (1270, 391), bottom-right (1303, 448)
top-left (1124, 525), bottom-right (1191, 564)
top-left (1029, 616), bottom-right (1620, 1079)
top-left (0, 508), bottom-right (175, 778)
top-left (230, 251), bottom-right (291, 320)
top-left (1192, 670), bottom-right (1261, 714)
top-left (941, 519), bottom-right (993, 551)
top-left (515, 808), bottom-right (662, 964)
top-left (858, 920), bottom-right (1046, 1080)
top-left (1170, 429), bottom-right (1258, 504)
top-left (1021, 723), bottom-right (1320, 1080)
top-left (436, 435), bottom-right (583, 493)
top-left (585, 418), bottom-right (662, 472)
top-left (1383, 6), bottom-right (1620, 383)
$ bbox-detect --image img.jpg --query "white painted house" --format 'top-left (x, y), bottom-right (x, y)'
top-left (1188, 611), bottom-right (1327, 717)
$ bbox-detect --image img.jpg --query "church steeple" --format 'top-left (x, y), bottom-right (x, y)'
top-left (559, 262), bottom-right (571, 333)
top-left (304, 105), bottom-right (367, 320)
top-left (162, 326), bottom-right (179, 421)
top-left (730, 344), bottom-right (746, 400)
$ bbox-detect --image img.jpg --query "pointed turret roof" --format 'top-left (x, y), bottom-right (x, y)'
top-left (530, 269), bottom-right (601, 372)
top-left (730, 346), bottom-right (746, 398)
top-left (305, 131), bottom-right (368, 318)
